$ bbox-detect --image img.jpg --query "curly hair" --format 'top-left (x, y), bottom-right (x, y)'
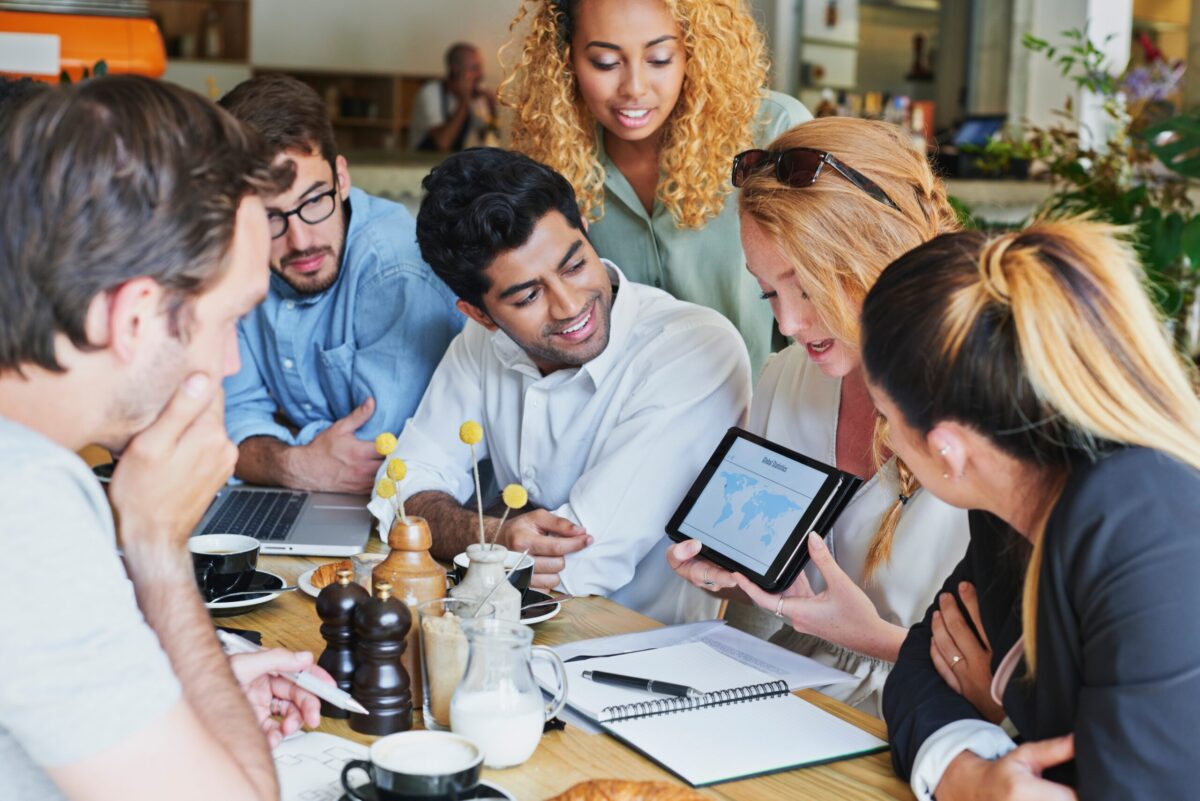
top-left (499, 0), bottom-right (768, 228)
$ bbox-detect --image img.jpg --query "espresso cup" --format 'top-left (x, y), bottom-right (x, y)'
top-left (451, 549), bottom-right (534, 597)
top-left (189, 534), bottom-right (259, 602)
top-left (340, 731), bottom-right (483, 800)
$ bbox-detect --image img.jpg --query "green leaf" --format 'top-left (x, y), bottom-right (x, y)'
top-left (1181, 216), bottom-right (1200, 270)
top-left (1146, 115), bottom-right (1200, 179)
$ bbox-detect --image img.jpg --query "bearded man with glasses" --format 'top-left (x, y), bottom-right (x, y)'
top-left (219, 74), bottom-right (463, 494)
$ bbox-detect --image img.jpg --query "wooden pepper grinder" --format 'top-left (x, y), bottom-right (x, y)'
top-left (315, 568), bottom-right (368, 719)
top-left (373, 515), bottom-right (446, 710)
top-left (350, 581), bottom-right (413, 735)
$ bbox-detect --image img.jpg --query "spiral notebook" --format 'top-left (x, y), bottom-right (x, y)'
top-left (556, 641), bottom-right (887, 787)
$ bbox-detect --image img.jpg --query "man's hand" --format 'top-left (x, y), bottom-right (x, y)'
top-left (289, 397), bottom-right (382, 493)
top-left (938, 736), bottom-right (1077, 801)
top-left (498, 509), bottom-right (591, 590)
top-left (931, 582), bottom-right (1004, 724)
top-left (230, 649), bottom-right (333, 749)
top-left (110, 373), bottom-right (236, 547)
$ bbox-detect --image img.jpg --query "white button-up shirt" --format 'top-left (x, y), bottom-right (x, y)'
top-left (369, 262), bottom-right (751, 624)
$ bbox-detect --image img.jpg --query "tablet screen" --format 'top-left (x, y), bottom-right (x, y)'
top-left (676, 436), bottom-right (830, 575)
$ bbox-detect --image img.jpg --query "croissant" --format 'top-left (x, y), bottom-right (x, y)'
top-left (310, 559), bottom-right (353, 590)
top-left (545, 780), bottom-right (708, 801)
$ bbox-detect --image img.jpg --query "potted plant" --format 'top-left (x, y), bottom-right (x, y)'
top-left (970, 30), bottom-right (1200, 357)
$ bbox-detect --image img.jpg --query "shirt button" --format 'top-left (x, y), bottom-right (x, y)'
top-left (285, 301), bottom-right (296, 310)
top-left (302, 403), bottom-right (312, 411)
top-left (523, 468), bottom-right (535, 481)
top-left (282, 358), bottom-right (294, 370)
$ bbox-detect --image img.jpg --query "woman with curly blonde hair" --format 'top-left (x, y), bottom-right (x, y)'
top-left (500, 0), bottom-right (810, 374)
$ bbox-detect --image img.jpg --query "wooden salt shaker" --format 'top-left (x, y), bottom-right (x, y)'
top-left (372, 515), bottom-right (446, 710)
top-left (350, 581), bottom-right (413, 735)
top-left (315, 568), bottom-right (368, 719)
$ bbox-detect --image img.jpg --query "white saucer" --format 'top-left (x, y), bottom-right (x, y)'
top-left (205, 570), bottom-right (286, 617)
top-left (298, 566), bottom-right (320, 598)
top-left (521, 589), bottom-right (562, 625)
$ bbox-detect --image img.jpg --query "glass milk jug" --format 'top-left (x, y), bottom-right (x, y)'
top-left (449, 618), bottom-right (568, 769)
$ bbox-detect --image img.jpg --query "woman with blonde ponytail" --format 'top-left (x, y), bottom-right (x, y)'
top-left (667, 118), bottom-right (971, 716)
top-left (864, 218), bottom-right (1200, 800)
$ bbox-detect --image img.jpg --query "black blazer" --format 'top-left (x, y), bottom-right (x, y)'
top-left (884, 448), bottom-right (1200, 798)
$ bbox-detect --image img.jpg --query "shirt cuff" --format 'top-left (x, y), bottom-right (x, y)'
top-left (294, 419), bottom-right (333, 446)
top-left (909, 719), bottom-right (1017, 801)
top-left (226, 417), bottom-right (297, 448)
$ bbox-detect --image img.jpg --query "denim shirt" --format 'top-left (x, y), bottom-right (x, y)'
top-left (224, 187), bottom-right (464, 446)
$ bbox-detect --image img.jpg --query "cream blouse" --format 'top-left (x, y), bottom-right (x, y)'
top-left (729, 344), bottom-right (970, 716)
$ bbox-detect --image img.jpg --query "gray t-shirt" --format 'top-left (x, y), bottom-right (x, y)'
top-left (0, 417), bottom-right (180, 800)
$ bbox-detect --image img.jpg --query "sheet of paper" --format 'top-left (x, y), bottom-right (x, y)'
top-left (274, 731), bottom-right (368, 801)
top-left (551, 620), bottom-right (725, 662)
top-left (545, 620), bottom-right (854, 693)
top-left (698, 624), bottom-right (855, 690)
top-left (608, 691), bottom-right (886, 786)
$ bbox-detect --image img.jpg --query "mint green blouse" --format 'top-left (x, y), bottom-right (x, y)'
top-left (588, 91), bottom-right (811, 376)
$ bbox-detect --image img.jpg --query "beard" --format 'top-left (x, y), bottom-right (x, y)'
top-left (272, 241), bottom-right (344, 295)
top-left (104, 333), bottom-right (189, 453)
top-left (506, 291), bottom-right (613, 371)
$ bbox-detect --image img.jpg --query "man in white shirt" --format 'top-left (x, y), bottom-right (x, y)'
top-left (407, 43), bottom-right (497, 153)
top-left (0, 77), bottom-right (330, 801)
top-left (368, 148), bottom-right (751, 624)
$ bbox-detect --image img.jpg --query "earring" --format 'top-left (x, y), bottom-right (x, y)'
top-left (942, 472), bottom-right (949, 480)
top-left (938, 445), bottom-right (950, 456)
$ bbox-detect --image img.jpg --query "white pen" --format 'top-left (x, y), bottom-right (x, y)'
top-left (215, 629), bottom-right (370, 716)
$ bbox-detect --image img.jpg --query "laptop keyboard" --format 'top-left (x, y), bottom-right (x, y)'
top-left (198, 489), bottom-right (306, 541)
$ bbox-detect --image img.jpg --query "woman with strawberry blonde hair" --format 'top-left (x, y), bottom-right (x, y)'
top-left (500, 0), bottom-right (810, 374)
top-left (668, 117), bottom-right (970, 715)
top-left (865, 218), bottom-right (1200, 799)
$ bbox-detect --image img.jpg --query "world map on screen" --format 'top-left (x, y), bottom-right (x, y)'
top-left (712, 471), bottom-right (804, 547)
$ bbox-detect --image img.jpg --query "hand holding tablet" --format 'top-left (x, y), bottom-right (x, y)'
top-left (666, 428), bottom-right (861, 593)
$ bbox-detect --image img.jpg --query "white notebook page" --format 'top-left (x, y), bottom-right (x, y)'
top-left (608, 691), bottom-right (886, 786)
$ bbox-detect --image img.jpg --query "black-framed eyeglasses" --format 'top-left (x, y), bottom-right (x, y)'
top-left (731, 147), bottom-right (899, 211)
top-left (267, 188), bottom-right (339, 240)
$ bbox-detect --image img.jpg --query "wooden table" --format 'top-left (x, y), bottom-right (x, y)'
top-left (236, 553), bottom-right (913, 800)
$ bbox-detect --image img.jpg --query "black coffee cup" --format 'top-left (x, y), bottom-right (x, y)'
top-left (189, 534), bottom-right (259, 602)
top-left (341, 731), bottom-right (483, 800)
top-left (451, 549), bottom-right (534, 598)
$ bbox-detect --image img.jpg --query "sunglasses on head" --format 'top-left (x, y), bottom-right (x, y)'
top-left (731, 147), bottom-right (899, 211)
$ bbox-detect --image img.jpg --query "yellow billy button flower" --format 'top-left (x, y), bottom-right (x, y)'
top-left (386, 458), bottom-right (407, 482)
top-left (459, 420), bottom-right (483, 446)
top-left (375, 432), bottom-right (398, 456)
top-left (375, 478), bottom-right (397, 499)
top-left (502, 483), bottom-right (528, 510)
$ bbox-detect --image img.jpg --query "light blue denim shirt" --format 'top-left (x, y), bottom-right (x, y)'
top-left (225, 187), bottom-right (464, 446)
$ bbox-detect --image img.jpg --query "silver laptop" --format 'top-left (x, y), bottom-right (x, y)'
top-left (192, 485), bottom-right (372, 556)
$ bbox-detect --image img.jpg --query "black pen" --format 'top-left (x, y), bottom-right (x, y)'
top-left (581, 670), bottom-right (700, 698)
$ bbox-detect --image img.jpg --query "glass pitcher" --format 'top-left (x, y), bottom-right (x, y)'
top-left (449, 618), bottom-right (568, 769)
